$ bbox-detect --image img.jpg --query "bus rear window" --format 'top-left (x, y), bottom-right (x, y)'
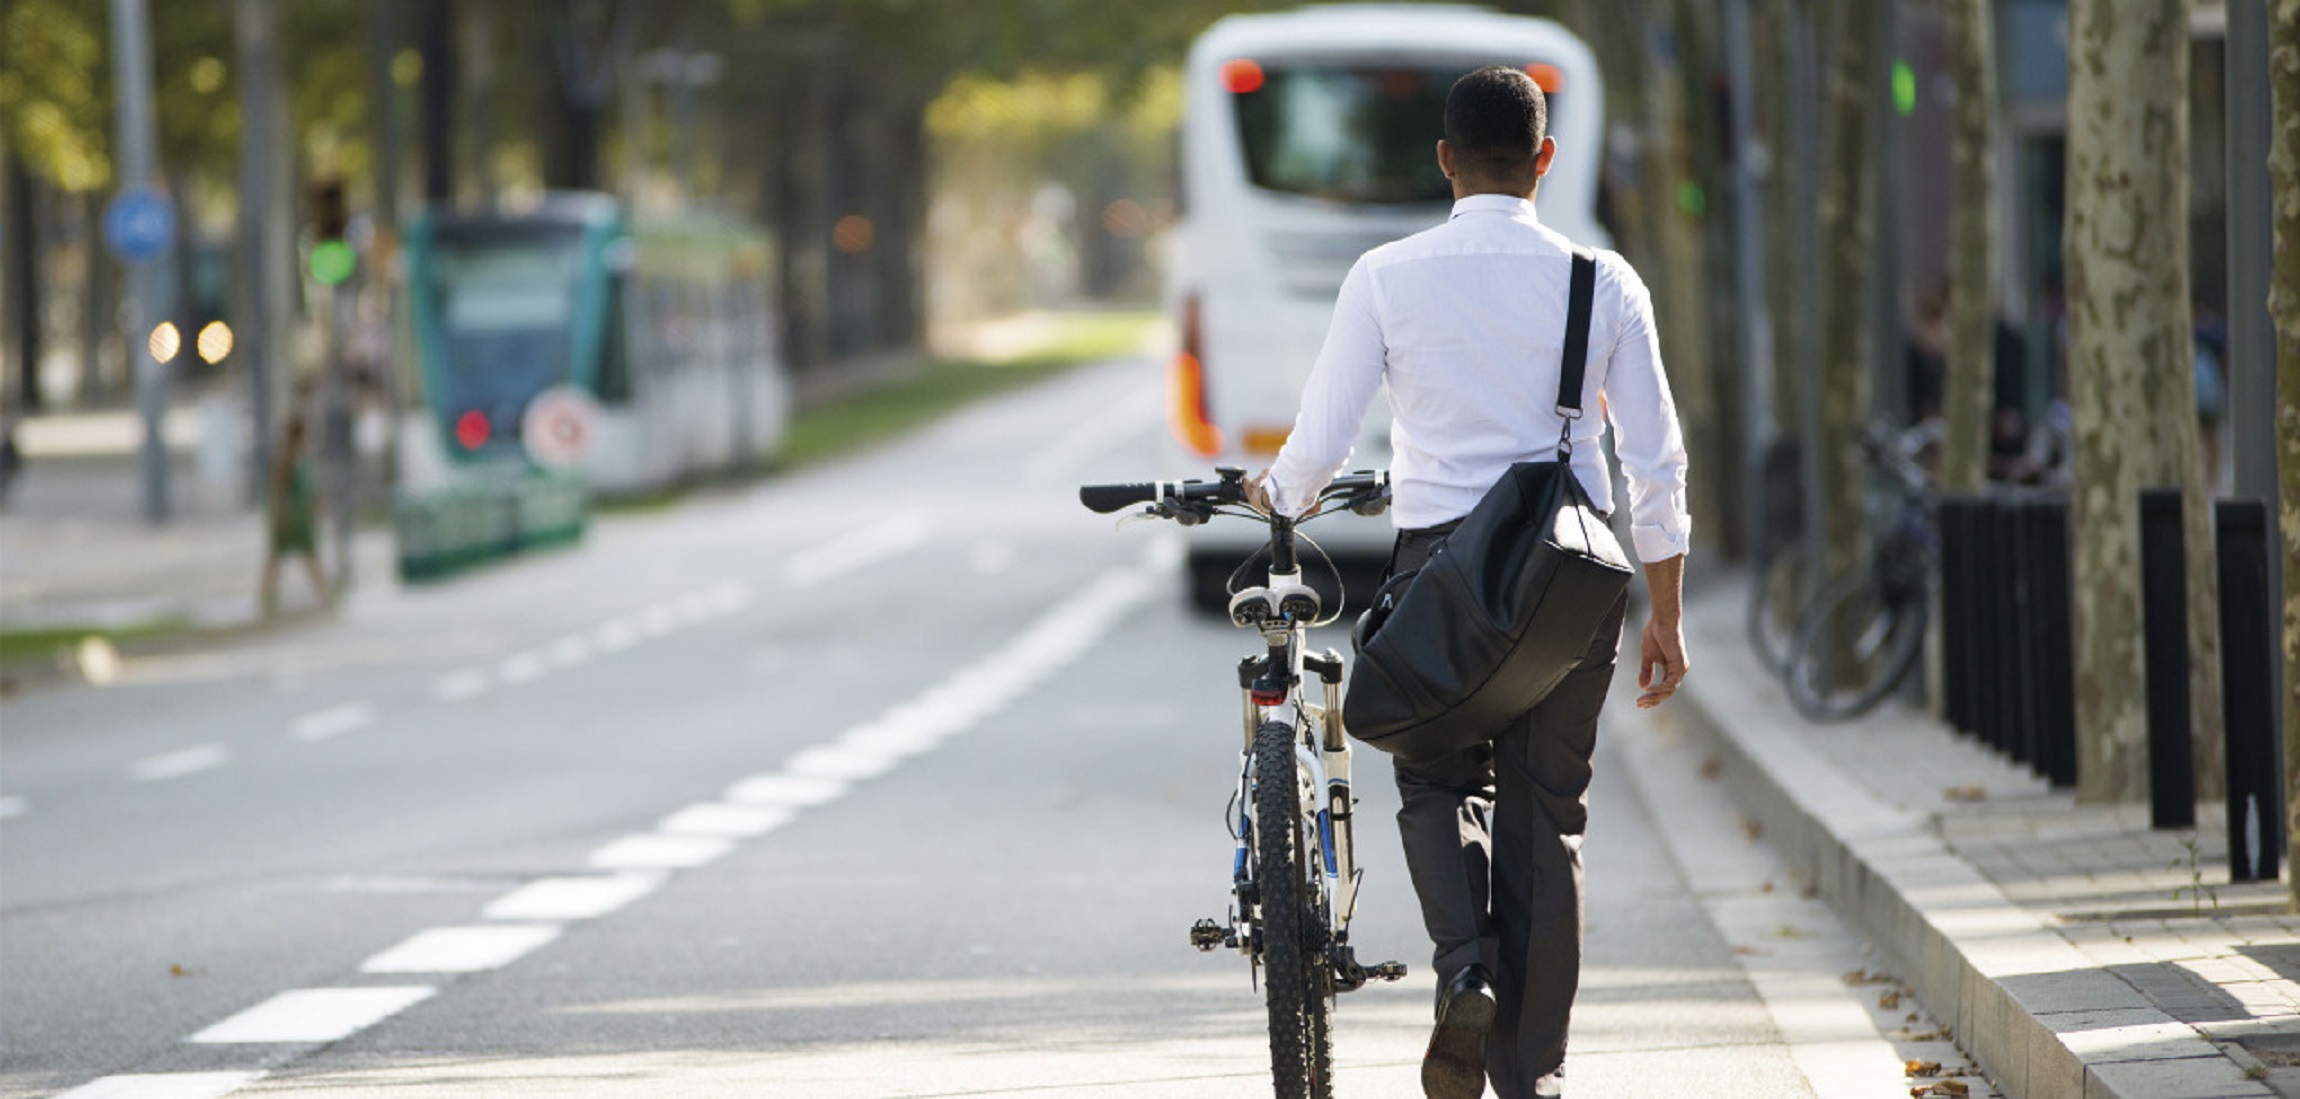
top-left (1231, 63), bottom-right (1560, 205)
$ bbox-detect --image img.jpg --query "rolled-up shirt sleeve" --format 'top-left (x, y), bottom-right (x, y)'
top-left (1599, 263), bottom-right (1692, 562)
top-left (1267, 257), bottom-right (1387, 518)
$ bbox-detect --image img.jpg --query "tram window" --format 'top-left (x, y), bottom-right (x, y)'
top-left (596, 274), bottom-right (633, 403)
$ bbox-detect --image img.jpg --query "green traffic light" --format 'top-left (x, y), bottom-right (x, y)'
top-left (310, 240), bottom-right (356, 285)
top-left (1893, 60), bottom-right (1916, 117)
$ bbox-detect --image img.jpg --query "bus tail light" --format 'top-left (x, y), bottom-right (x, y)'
top-left (1170, 294), bottom-right (1224, 457)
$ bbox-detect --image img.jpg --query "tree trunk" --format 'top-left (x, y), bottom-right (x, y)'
top-left (1756, 0), bottom-right (1800, 439)
top-left (1939, 0), bottom-right (1998, 496)
top-left (1817, 1), bottom-right (1879, 587)
top-left (2265, 0), bottom-right (2299, 911)
top-left (2065, 0), bottom-right (2219, 804)
top-left (5, 147), bottom-right (40, 413)
top-left (1643, 11), bottom-right (1721, 557)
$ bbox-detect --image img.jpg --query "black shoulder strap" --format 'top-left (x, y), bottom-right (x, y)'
top-left (1558, 246), bottom-right (1597, 416)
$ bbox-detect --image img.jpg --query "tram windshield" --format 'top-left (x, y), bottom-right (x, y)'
top-left (428, 227), bottom-right (586, 440)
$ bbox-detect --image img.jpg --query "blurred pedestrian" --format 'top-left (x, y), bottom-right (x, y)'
top-left (1247, 66), bottom-right (1690, 1099)
top-left (259, 400), bottom-right (330, 616)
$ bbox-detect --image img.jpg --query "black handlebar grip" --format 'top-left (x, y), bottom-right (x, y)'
top-left (1079, 482), bottom-right (1159, 514)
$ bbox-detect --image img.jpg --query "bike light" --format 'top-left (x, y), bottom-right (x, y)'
top-left (1251, 686), bottom-right (1287, 706)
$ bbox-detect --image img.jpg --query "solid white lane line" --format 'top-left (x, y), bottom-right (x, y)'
top-left (360, 924), bottom-right (562, 974)
top-left (498, 651), bottom-right (548, 685)
top-left (482, 872), bottom-right (665, 921)
top-left (130, 744), bottom-right (228, 783)
top-left (588, 834), bottom-right (735, 870)
top-left (723, 772), bottom-right (849, 807)
top-left (187, 986), bottom-right (435, 1043)
top-left (0, 796), bottom-right (25, 821)
top-left (784, 510), bottom-right (929, 587)
top-left (969, 540), bottom-right (1015, 576)
top-left (433, 668), bottom-right (491, 702)
top-left (52, 1071), bottom-right (266, 1099)
top-left (291, 701), bottom-right (374, 743)
top-left (636, 602), bottom-right (679, 638)
top-left (1023, 388), bottom-right (1159, 483)
top-left (657, 802), bottom-right (795, 838)
top-left (706, 579), bottom-right (750, 614)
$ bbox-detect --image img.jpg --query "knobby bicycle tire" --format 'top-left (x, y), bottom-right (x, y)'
top-left (1253, 720), bottom-right (1333, 1099)
top-left (1783, 570), bottom-right (1927, 722)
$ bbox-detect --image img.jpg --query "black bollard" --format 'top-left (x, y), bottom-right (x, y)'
top-left (2139, 487), bottom-right (2194, 830)
top-left (1995, 498), bottom-right (2032, 765)
top-left (2216, 499), bottom-right (2283, 883)
top-left (1972, 501), bottom-right (2004, 753)
top-left (1941, 497), bottom-right (1975, 736)
top-left (2025, 496), bottom-right (2079, 788)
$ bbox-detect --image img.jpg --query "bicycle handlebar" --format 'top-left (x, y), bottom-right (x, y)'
top-left (1077, 468), bottom-right (1387, 520)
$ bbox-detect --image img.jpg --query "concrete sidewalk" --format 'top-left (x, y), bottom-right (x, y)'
top-left (1674, 576), bottom-right (2299, 1098)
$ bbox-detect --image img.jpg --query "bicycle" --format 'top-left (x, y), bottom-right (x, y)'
top-left (1080, 465), bottom-right (1407, 1099)
top-left (1782, 421), bottom-right (1938, 721)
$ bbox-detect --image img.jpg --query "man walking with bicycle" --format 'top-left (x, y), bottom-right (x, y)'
top-left (1246, 66), bottom-right (1691, 1099)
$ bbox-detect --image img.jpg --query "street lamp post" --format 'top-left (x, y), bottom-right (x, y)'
top-left (110, 0), bottom-right (172, 523)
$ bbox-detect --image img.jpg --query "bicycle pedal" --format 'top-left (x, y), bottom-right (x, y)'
top-left (1188, 918), bottom-right (1225, 952)
top-left (1369, 960), bottom-right (1408, 982)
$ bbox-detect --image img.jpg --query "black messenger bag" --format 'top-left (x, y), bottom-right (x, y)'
top-left (1343, 246), bottom-right (1635, 763)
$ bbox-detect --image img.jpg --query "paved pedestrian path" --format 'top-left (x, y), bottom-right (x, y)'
top-left (1676, 575), bottom-right (2299, 1099)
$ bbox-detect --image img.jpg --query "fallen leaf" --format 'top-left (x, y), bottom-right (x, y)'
top-left (1931, 1081), bottom-right (1970, 1097)
top-left (169, 964), bottom-right (191, 978)
top-left (1904, 1058), bottom-right (1941, 1077)
top-left (1732, 944), bottom-right (1770, 957)
top-left (1741, 817), bottom-right (1764, 842)
top-left (1760, 879), bottom-right (1775, 893)
top-left (1843, 969), bottom-right (1895, 985)
top-left (1699, 756), bottom-right (1723, 780)
top-left (1879, 988), bottom-right (1903, 1009)
top-left (1943, 785), bottom-right (1987, 803)
top-left (1905, 1011), bottom-right (1920, 1022)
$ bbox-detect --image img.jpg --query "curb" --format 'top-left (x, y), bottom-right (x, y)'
top-left (1671, 588), bottom-right (2273, 1099)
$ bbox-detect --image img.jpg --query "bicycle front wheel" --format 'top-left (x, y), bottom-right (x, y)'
top-left (1783, 571), bottom-right (1926, 722)
top-left (1253, 720), bottom-right (1333, 1099)
top-left (1746, 547), bottom-right (1813, 674)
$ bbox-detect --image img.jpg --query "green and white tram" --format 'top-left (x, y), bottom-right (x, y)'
top-left (400, 193), bottom-right (789, 495)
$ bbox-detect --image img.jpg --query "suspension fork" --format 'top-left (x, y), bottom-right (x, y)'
top-left (1303, 648), bottom-right (1359, 933)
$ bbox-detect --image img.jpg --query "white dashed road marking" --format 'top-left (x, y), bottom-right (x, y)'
top-left (52, 1071), bottom-right (267, 1099)
top-left (433, 668), bottom-right (491, 702)
top-left (290, 702), bottom-right (373, 742)
top-left (360, 925), bottom-right (563, 974)
top-left (723, 772), bottom-right (848, 807)
top-left (0, 796), bottom-right (25, 821)
top-left (482, 873), bottom-right (666, 921)
top-left (129, 744), bottom-right (228, 783)
top-left (497, 651), bottom-right (548, 685)
top-left (657, 802), bottom-right (794, 838)
top-left (784, 510), bottom-right (930, 587)
top-left (187, 986), bottom-right (436, 1043)
top-left (588, 833), bottom-right (736, 870)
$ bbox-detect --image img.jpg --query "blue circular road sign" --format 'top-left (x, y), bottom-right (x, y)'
top-left (103, 186), bottom-right (176, 262)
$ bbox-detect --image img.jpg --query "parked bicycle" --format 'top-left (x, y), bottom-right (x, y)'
top-left (1781, 421), bottom-right (1938, 721)
top-left (1081, 466), bottom-right (1407, 1099)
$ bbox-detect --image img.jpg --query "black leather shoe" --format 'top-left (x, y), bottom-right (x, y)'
top-left (1422, 965), bottom-right (1495, 1099)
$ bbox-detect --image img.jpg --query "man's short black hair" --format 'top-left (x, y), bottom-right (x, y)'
top-left (1444, 65), bottom-right (1547, 188)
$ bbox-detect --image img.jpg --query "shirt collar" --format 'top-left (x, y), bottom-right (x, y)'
top-left (1449, 193), bottom-right (1540, 222)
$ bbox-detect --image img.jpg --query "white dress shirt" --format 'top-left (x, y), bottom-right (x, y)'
top-left (1266, 193), bottom-right (1692, 563)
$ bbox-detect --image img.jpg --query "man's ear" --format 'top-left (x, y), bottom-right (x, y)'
top-left (1436, 139), bottom-right (1457, 181)
top-left (1533, 135), bottom-right (1557, 180)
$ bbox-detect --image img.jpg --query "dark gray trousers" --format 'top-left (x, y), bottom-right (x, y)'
top-left (1385, 526), bottom-right (1629, 1099)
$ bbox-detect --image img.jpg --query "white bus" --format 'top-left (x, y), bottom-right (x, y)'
top-left (1166, 5), bottom-right (1607, 607)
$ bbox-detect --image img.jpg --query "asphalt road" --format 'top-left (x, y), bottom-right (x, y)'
top-left (1, 357), bottom-right (1971, 1098)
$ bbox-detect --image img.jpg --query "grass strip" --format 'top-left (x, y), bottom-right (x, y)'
top-left (776, 310), bottom-right (1155, 473)
top-left (0, 618), bottom-right (191, 666)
